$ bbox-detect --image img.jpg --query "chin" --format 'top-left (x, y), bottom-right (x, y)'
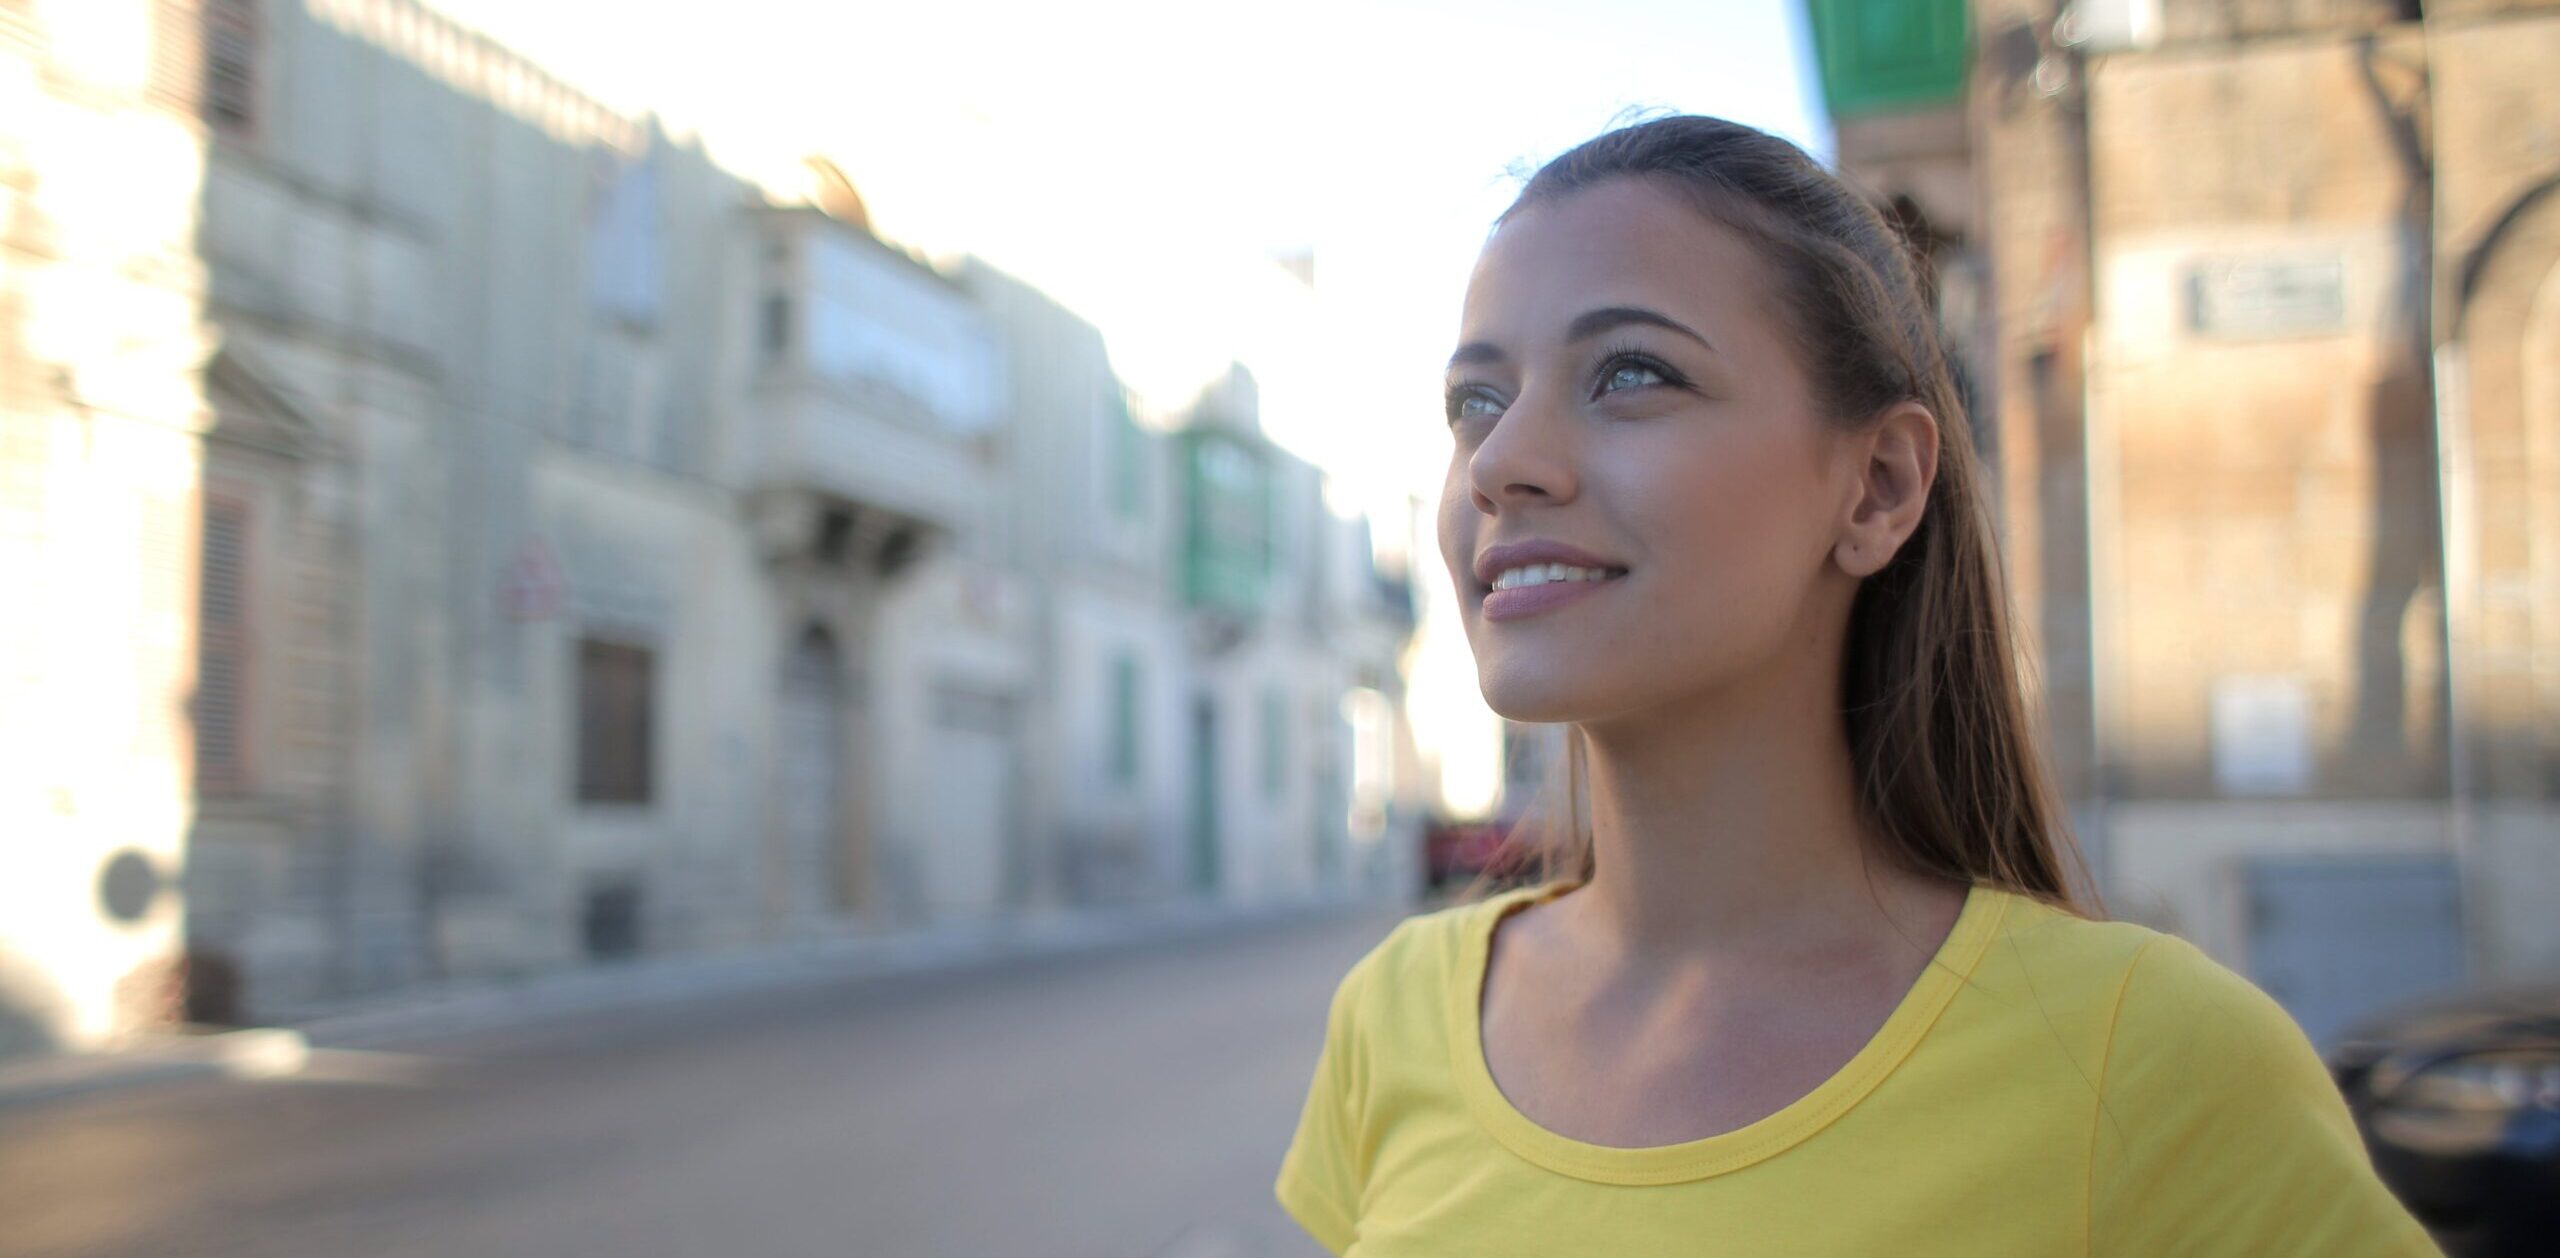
top-left (1473, 654), bottom-right (1643, 725)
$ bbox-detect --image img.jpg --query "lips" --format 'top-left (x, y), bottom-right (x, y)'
top-left (1481, 575), bottom-right (1621, 621)
top-left (1471, 539), bottom-right (1629, 623)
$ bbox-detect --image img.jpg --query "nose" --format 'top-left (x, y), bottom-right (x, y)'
top-left (1467, 388), bottom-right (1579, 515)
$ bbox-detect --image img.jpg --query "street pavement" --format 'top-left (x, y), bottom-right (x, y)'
top-left (0, 903), bottom-right (1410, 1258)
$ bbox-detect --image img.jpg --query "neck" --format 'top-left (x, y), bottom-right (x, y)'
top-left (1562, 650), bottom-right (1940, 961)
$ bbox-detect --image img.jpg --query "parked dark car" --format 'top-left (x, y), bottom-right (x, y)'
top-left (2329, 983), bottom-right (2560, 1257)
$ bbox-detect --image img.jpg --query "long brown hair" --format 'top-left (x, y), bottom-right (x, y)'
top-left (1490, 116), bottom-right (2097, 915)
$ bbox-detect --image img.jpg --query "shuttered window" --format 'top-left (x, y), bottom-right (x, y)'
top-left (195, 495), bottom-right (251, 795)
top-left (149, 0), bottom-right (258, 140)
top-left (576, 639), bottom-right (654, 804)
top-left (203, 0), bottom-right (258, 138)
top-left (146, 1), bottom-right (200, 113)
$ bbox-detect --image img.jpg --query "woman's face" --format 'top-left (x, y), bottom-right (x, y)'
top-left (1438, 178), bottom-right (1864, 725)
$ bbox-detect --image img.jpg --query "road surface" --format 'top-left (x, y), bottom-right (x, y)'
top-left (0, 904), bottom-right (1409, 1258)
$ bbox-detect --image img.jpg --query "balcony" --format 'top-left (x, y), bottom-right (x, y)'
top-left (747, 207), bottom-right (1005, 563)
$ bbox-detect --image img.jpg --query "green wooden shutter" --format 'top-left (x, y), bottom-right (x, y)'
top-left (1806, 0), bottom-right (1969, 120)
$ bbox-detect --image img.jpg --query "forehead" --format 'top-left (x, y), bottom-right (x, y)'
top-left (1462, 178), bottom-right (1772, 344)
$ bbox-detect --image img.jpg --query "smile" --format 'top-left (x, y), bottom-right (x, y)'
top-left (1489, 563), bottom-right (1619, 591)
top-left (1481, 566), bottom-right (1628, 621)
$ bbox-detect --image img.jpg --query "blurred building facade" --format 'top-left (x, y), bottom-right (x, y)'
top-left (1810, 0), bottom-right (2560, 1042)
top-left (960, 265), bottom-right (1420, 912)
top-left (0, 0), bottom-right (209, 1057)
top-left (0, 0), bottom-right (1420, 1054)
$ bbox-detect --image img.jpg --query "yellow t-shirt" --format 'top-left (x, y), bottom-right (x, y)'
top-left (1276, 881), bottom-right (2439, 1256)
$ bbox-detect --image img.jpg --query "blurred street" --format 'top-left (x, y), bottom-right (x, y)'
top-left (0, 905), bottom-right (1405, 1258)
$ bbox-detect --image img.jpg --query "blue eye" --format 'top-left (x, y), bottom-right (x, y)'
top-left (1591, 345), bottom-right (1687, 400)
top-left (1446, 388), bottom-right (1504, 424)
top-left (1601, 362), bottom-right (1664, 393)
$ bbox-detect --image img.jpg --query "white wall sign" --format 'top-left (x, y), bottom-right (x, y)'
top-left (2211, 674), bottom-right (2313, 796)
top-left (2187, 253), bottom-right (2346, 339)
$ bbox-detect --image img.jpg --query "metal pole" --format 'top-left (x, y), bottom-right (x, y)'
top-left (2420, 9), bottom-right (2484, 982)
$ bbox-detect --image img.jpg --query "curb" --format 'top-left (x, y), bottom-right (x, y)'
top-left (0, 1027), bottom-right (313, 1111)
top-left (0, 892), bottom-right (1396, 1112)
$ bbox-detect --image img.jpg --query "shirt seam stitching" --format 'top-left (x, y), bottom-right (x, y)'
top-left (2086, 935), bottom-right (2160, 1258)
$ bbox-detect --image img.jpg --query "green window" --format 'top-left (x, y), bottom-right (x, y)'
top-left (1181, 431), bottom-right (1273, 612)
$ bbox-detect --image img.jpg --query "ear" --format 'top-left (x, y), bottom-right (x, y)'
top-left (1832, 401), bottom-right (1940, 578)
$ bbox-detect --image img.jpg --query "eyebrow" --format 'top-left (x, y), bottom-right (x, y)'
top-left (1566, 305), bottom-right (1714, 351)
top-left (1445, 305), bottom-right (1715, 373)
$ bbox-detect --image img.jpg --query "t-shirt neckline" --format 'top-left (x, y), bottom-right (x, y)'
top-left (1447, 878), bottom-right (2011, 1186)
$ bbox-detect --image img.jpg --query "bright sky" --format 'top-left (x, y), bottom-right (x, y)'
top-left (426, 0), bottom-right (1832, 814)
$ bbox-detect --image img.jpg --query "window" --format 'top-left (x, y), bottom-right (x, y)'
top-left (1107, 653), bottom-right (1140, 787)
top-left (577, 639), bottom-right (654, 804)
top-left (761, 294), bottom-right (791, 360)
top-left (203, 0), bottom-right (258, 138)
top-left (150, 1), bottom-right (260, 138)
top-left (1262, 688), bottom-right (1287, 801)
top-left (194, 495), bottom-right (251, 795)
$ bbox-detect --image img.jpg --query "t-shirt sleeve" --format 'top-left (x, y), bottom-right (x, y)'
top-left (1275, 952), bottom-right (1372, 1255)
top-left (2089, 935), bottom-right (2440, 1257)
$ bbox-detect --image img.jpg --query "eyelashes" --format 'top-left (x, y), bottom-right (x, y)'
top-left (1590, 341), bottom-right (1694, 396)
top-left (1443, 344), bottom-right (1690, 426)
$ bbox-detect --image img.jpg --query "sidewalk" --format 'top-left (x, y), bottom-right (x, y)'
top-left (0, 890), bottom-right (1395, 1112)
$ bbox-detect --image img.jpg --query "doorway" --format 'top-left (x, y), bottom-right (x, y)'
top-left (1188, 696), bottom-right (1221, 895)
top-left (778, 625), bottom-right (848, 917)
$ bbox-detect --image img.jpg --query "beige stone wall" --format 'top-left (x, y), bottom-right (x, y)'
top-left (2432, 0), bottom-right (2560, 22)
top-left (1943, 1), bottom-right (2559, 977)
top-left (2156, 0), bottom-right (2410, 42)
top-left (1833, 105), bottom-right (1974, 233)
top-left (2085, 30), bottom-right (2446, 799)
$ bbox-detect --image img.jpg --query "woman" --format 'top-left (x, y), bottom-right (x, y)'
top-left (1275, 117), bottom-right (2436, 1256)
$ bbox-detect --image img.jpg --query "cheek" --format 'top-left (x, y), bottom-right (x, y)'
top-left (1608, 430), bottom-right (1834, 624)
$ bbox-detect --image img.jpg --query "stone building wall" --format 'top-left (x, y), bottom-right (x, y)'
top-left (0, 0), bottom-right (211, 1050)
top-left (1969, 0), bottom-right (2103, 809)
top-left (2084, 28), bottom-right (2443, 800)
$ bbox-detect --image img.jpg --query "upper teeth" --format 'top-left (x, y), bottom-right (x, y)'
top-left (1492, 564), bottom-right (1614, 591)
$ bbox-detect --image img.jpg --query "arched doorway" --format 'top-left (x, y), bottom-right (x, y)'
top-left (777, 624), bottom-right (847, 918)
top-left (2452, 173), bottom-right (2560, 797)
top-left (2447, 174), bottom-right (2560, 978)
